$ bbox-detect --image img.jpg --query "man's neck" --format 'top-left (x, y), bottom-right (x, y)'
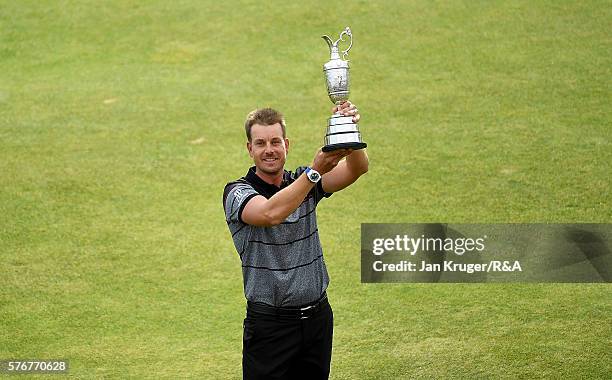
top-left (255, 168), bottom-right (284, 187)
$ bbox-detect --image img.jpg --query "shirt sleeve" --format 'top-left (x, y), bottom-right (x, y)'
top-left (223, 182), bottom-right (259, 224)
top-left (315, 180), bottom-right (333, 204)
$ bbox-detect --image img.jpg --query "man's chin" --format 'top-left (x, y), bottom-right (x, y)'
top-left (256, 161), bottom-right (284, 175)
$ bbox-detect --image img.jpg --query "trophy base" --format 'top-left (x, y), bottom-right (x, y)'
top-left (322, 142), bottom-right (367, 152)
top-left (322, 114), bottom-right (367, 152)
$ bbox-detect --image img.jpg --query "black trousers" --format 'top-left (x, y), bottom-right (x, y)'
top-left (242, 300), bottom-right (334, 380)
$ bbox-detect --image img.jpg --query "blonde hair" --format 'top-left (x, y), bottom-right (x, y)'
top-left (244, 108), bottom-right (286, 141)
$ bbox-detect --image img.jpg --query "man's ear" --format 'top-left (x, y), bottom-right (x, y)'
top-left (247, 141), bottom-right (253, 158)
top-left (284, 138), bottom-right (290, 154)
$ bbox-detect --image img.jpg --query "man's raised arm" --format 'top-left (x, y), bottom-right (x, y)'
top-left (242, 150), bottom-right (350, 227)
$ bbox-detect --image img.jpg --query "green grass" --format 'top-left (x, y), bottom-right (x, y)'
top-left (1, 0), bottom-right (610, 378)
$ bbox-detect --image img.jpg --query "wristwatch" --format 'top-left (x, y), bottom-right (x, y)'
top-left (305, 167), bottom-right (321, 183)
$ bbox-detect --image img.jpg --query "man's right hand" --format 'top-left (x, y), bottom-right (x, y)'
top-left (312, 149), bottom-right (352, 175)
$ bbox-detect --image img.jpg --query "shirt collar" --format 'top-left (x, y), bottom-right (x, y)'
top-left (244, 166), bottom-right (291, 198)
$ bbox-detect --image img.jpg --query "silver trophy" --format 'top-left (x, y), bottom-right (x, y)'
top-left (321, 27), bottom-right (367, 152)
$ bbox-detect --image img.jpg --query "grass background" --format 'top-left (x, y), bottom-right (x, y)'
top-left (1, 0), bottom-right (610, 378)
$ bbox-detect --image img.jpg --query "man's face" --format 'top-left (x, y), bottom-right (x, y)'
top-left (247, 123), bottom-right (289, 176)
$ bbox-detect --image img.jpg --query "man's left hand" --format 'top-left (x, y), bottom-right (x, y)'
top-left (332, 101), bottom-right (360, 123)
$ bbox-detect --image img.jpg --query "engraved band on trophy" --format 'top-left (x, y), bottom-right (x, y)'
top-left (321, 27), bottom-right (367, 152)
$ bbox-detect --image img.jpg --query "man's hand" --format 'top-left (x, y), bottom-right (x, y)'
top-left (312, 149), bottom-right (352, 175)
top-left (332, 100), bottom-right (360, 123)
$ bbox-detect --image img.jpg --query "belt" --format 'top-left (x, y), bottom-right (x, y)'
top-left (247, 293), bottom-right (328, 320)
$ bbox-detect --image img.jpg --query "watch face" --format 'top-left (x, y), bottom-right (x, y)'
top-left (311, 172), bottom-right (320, 181)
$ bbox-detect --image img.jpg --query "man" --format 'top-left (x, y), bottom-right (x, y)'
top-left (223, 101), bottom-right (368, 379)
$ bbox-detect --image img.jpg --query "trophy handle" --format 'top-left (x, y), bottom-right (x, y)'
top-left (339, 27), bottom-right (353, 60)
top-left (322, 27), bottom-right (353, 60)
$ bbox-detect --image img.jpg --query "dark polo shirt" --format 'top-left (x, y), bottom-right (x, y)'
top-left (223, 166), bottom-right (332, 307)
